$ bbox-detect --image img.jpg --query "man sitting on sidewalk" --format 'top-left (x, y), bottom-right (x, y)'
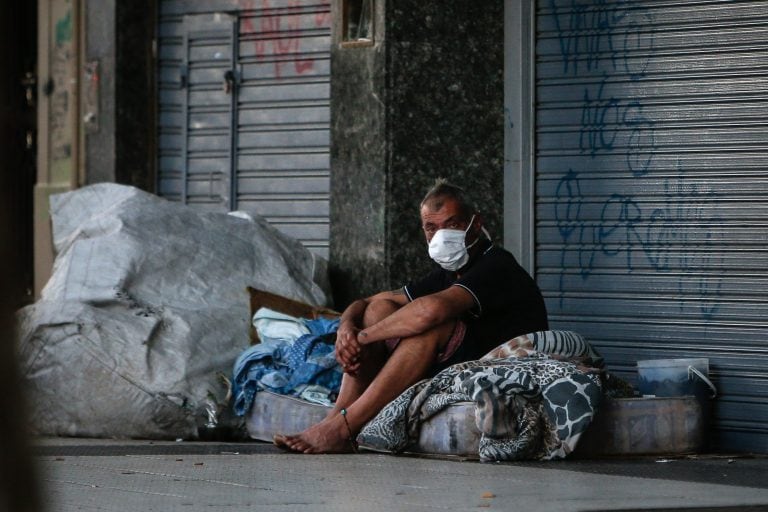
top-left (274, 179), bottom-right (548, 453)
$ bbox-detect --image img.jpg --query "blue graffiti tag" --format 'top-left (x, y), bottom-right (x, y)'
top-left (622, 101), bottom-right (655, 176)
top-left (579, 79), bottom-right (620, 157)
top-left (554, 168), bottom-right (723, 319)
top-left (549, 0), bottom-right (722, 319)
top-left (552, 0), bottom-right (654, 78)
top-left (579, 82), bottom-right (656, 175)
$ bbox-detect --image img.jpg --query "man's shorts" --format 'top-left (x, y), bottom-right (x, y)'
top-left (384, 320), bottom-right (467, 367)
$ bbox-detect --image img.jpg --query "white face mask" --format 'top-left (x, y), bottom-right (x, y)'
top-left (427, 215), bottom-right (478, 271)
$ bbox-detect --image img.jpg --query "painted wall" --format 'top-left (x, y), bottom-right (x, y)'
top-left (34, 0), bottom-right (79, 296)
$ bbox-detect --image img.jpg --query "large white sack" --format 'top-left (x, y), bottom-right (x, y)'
top-left (17, 183), bottom-right (330, 439)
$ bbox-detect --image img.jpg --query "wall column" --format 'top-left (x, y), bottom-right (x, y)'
top-left (329, 0), bottom-right (505, 307)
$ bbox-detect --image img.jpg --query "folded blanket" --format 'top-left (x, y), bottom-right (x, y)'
top-left (231, 316), bottom-right (341, 415)
top-left (357, 330), bottom-right (604, 461)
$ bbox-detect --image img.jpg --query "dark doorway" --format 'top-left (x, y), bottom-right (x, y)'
top-left (1, 1), bottom-right (37, 309)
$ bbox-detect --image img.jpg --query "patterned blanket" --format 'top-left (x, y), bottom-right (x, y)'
top-left (357, 331), bottom-right (604, 461)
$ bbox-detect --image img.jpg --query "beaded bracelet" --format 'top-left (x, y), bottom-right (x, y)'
top-left (340, 408), bottom-right (359, 453)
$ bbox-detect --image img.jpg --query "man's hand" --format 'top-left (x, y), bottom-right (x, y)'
top-left (335, 320), bottom-right (362, 375)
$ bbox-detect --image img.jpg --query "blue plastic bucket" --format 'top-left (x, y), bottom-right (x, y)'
top-left (637, 358), bottom-right (717, 400)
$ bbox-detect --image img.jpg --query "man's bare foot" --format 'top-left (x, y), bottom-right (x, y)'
top-left (272, 434), bottom-right (296, 452)
top-left (273, 414), bottom-right (357, 454)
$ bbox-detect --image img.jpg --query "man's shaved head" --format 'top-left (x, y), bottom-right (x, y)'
top-left (420, 178), bottom-right (475, 221)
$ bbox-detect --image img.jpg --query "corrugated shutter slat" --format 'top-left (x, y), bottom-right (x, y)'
top-left (157, 0), bottom-right (331, 258)
top-left (535, 0), bottom-right (768, 452)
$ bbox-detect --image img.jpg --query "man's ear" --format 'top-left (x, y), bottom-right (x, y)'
top-left (469, 214), bottom-right (485, 242)
top-left (473, 214), bottom-right (484, 234)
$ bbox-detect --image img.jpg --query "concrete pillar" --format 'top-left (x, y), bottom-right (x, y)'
top-left (84, 0), bottom-right (155, 189)
top-left (329, 0), bottom-right (504, 307)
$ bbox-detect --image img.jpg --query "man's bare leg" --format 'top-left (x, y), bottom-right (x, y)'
top-left (274, 299), bottom-right (397, 451)
top-left (327, 298), bottom-right (399, 417)
top-left (324, 342), bottom-right (387, 419)
top-left (277, 320), bottom-right (455, 453)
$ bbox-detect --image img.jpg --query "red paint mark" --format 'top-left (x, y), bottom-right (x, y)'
top-left (314, 7), bottom-right (331, 28)
top-left (242, 0), bottom-right (330, 79)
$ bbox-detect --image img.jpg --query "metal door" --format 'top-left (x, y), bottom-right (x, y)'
top-left (158, 13), bottom-right (237, 211)
top-left (534, 0), bottom-right (768, 452)
top-left (157, 0), bottom-right (331, 257)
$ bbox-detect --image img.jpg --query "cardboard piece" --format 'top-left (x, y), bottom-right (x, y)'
top-left (247, 286), bottom-right (339, 344)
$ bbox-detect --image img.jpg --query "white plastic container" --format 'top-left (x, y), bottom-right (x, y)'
top-left (637, 358), bottom-right (716, 399)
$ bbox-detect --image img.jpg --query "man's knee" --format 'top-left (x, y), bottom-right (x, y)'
top-left (363, 298), bottom-right (400, 327)
top-left (397, 320), bottom-right (456, 357)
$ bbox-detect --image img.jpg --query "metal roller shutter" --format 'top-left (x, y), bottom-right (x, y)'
top-left (157, 0), bottom-right (331, 258)
top-left (534, 0), bottom-right (768, 452)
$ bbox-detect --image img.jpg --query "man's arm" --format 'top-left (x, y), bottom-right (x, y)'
top-left (335, 289), bottom-right (410, 370)
top-left (357, 285), bottom-right (476, 344)
top-left (339, 289), bottom-right (410, 329)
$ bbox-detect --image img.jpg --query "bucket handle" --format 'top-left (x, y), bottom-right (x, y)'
top-left (688, 366), bottom-right (717, 399)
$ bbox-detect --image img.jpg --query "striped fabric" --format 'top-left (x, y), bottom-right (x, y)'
top-left (482, 330), bottom-right (603, 368)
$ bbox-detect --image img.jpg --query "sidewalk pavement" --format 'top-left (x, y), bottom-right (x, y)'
top-left (32, 437), bottom-right (768, 512)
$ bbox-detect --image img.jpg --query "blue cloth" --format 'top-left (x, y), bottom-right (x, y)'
top-left (232, 316), bottom-right (341, 416)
